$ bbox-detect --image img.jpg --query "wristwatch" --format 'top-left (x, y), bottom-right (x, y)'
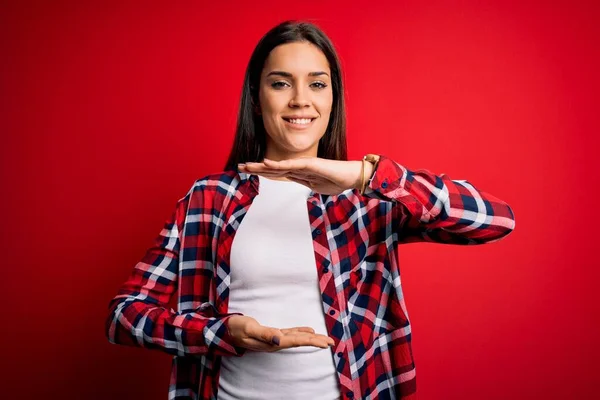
top-left (361, 154), bottom-right (380, 195)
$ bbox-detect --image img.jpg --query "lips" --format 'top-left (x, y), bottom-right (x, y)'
top-left (282, 117), bottom-right (316, 122)
top-left (282, 117), bottom-right (316, 129)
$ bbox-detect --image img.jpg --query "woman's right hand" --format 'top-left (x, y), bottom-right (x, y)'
top-left (225, 315), bottom-right (335, 352)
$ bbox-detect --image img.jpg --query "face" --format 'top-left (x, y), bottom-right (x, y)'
top-left (257, 41), bottom-right (334, 161)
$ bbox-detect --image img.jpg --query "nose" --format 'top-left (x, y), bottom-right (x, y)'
top-left (289, 86), bottom-right (311, 108)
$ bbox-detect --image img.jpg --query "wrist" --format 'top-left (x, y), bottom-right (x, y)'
top-left (353, 160), bottom-right (375, 192)
top-left (353, 161), bottom-right (363, 191)
top-left (362, 162), bottom-right (374, 190)
top-left (358, 154), bottom-right (380, 194)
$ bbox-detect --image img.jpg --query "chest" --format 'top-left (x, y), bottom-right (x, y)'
top-left (179, 185), bottom-right (398, 329)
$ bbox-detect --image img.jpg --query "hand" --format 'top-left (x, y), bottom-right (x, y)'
top-left (238, 157), bottom-right (373, 195)
top-left (225, 315), bottom-right (335, 352)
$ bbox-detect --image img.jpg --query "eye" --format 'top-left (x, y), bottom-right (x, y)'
top-left (311, 82), bottom-right (328, 89)
top-left (270, 81), bottom-right (328, 90)
top-left (271, 81), bottom-right (289, 89)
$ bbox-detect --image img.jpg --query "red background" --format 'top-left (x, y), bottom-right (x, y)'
top-left (1, 1), bottom-right (598, 399)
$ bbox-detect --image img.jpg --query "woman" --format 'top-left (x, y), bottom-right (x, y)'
top-left (105, 20), bottom-right (515, 400)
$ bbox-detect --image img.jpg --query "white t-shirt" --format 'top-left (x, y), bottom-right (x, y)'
top-left (217, 175), bottom-right (340, 400)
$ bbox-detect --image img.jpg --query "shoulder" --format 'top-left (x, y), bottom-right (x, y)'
top-left (177, 169), bottom-right (243, 203)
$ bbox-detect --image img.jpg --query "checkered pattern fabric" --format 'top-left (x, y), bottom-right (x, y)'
top-left (106, 154), bottom-right (515, 399)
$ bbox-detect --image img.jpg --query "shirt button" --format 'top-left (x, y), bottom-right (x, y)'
top-left (346, 391), bottom-right (354, 398)
top-left (316, 229), bottom-right (322, 235)
top-left (329, 310), bottom-right (335, 315)
top-left (312, 200), bottom-right (317, 205)
top-left (337, 352), bottom-right (343, 357)
top-left (323, 267), bottom-right (329, 273)
top-left (381, 180), bottom-right (388, 188)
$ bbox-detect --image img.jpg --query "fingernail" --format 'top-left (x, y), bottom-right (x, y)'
top-left (271, 336), bottom-right (280, 346)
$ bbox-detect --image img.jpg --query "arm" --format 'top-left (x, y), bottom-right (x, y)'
top-left (363, 155), bottom-right (515, 244)
top-left (104, 190), bottom-right (246, 358)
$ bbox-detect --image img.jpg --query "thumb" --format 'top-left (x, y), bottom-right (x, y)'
top-left (257, 326), bottom-right (284, 346)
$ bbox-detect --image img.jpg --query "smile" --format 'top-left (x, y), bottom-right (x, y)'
top-left (282, 117), bottom-right (316, 130)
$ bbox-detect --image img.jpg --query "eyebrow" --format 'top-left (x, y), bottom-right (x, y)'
top-left (266, 70), bottom-right (330, 78)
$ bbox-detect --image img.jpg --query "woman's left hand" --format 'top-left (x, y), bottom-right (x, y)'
top-left (238, 157), bottom-right (368, 195)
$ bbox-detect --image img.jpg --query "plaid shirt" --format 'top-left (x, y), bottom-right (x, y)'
top-left (106, 154), bottom-right (515, 400)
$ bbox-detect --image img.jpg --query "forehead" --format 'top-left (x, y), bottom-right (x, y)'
top-left (263, 42), bottom-right (330, 76)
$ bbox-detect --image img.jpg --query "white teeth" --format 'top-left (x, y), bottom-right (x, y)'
top-left (287, 118), bottom-right (312, 125)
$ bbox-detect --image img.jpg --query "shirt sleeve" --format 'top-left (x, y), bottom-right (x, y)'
top-left (104, 191), bottom-right (247, 358)
top-left (363, 154), bottom-right (516, 245)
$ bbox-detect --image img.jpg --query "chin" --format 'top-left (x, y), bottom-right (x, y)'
top-left (285, 134), bottom-right (320, 146)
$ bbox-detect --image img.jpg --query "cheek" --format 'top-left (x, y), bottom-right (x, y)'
top-left (258, 98), bottom-right (279, 122)
top-left (317, 93), bottom-right (333, 116)
top-left (317, 105), bottom-right (333, 123)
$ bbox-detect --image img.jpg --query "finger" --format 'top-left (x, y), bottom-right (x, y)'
top-left (281, 332), bottom-right (335, 348)
top-left (281, 333), bottom-right (334, 349)
top-left (242, 163), bottom-right (315, 181)
top-left (241, 337), bottom-right (278, 352)
top-left (280, 327), bottom-right (315, 334)
top-left (255, 171), bottom-right (313, 184)
top-left (241, 165), bottom-right (291, 178)
top-left (239, 162), bottom-right (267, 171)
top-left (244, 330), bottom-right (326, 351)
top-left (263, 157), bottom-right (313, 172)
top-left (251, 170), bottom-right (290, 178)
top-left (248, 168), bottom-right (316, 187)
top-left (242, 162), bottom-right (286, 173)
top-left (313, 334), bottom-right (335, 346)
top-left (251, 326), bottom-right (284, 346)
top-left (281, 331), bottom-right (317, 338)
top-left (312, 334), bottom-right (336, 347)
